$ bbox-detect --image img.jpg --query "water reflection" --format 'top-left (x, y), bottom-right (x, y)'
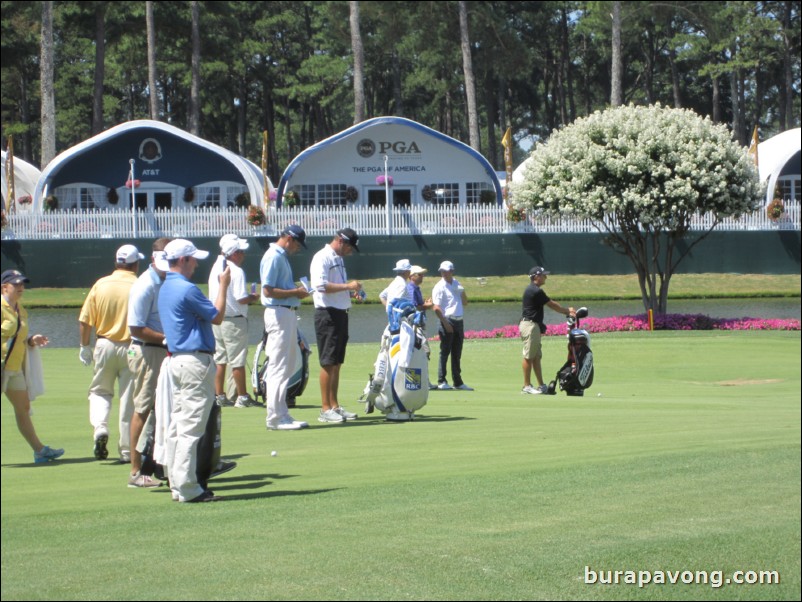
top-left (28, 298), bottom-right (800, 349)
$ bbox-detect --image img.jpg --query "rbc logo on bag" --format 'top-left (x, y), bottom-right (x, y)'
top-left (404, 368), bottom-right (422, 391)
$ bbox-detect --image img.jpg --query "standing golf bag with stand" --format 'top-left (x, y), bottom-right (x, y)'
top-left (359, 299), bottom-right (429, 421)
top-left (547, 307), bottom-right (594, 396)
top-left (251, 326), bottom-right (311, 408)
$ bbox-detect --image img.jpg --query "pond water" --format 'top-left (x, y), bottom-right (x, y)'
top-left (26, 298), bottom-right (801, 349)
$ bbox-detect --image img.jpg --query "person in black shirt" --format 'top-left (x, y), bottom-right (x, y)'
top-left (520, 267), bottom-right (575, 394)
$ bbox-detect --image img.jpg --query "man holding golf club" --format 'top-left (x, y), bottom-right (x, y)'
top-left (520, 266), bottom-right (575, 395)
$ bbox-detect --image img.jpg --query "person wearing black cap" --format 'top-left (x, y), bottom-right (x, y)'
top-left (259, 225), bottom-right (311, 431)
top-left (520, 267), bottom-right (575, 394)
top-left (309, 228), bottom-right (363, 423)
top-left (2, 269), bottom-right (64, 464)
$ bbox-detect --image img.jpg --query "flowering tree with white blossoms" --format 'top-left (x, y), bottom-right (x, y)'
top-left (512, 104), bottom-right (761, 314)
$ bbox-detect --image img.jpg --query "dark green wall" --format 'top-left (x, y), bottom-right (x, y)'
top-left (2, 231), bottom-right (800, 287)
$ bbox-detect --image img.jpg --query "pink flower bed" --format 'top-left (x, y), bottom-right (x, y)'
top-left (443, 314), bottom-right (800, 340)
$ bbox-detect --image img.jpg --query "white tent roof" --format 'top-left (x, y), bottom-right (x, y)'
top-left (757, 128), bottom-right (801, 204)
top-left (2, 150), bottom-right (41, 210)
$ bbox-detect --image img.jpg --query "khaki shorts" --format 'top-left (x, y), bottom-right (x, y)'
top-left (212, 317), bottom-right (249, 367)
top-left (520, 319), bottom-right (543, 360)
top-left (127, 343), bottom-right (168, 414)
top-left (1, 369), bottom-right (26, 394)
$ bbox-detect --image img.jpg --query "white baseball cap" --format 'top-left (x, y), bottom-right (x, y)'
top-left (438, 260), bottom-right (455, 272)
top-left (153, 251), bottom-right (169, 272)
top-left (410, 265), bottom-right (428, 275)
top-left (116, 244), bottom-right (145, 264)
top-left (393, 259), bottom-right (412, 272)
top-left (164, 239), bottom-right (210, 261)
top-left (220, 234), bottom-right (249, 257)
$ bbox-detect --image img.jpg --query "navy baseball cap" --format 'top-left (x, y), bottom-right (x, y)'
top-left (281, 225), bottom-right (307, 249)
top-left (1, 269), bottom-right (30, 285)
top-left (337, 227), bottom-right (360, 252)
top-left (529, 266), bottom-right (550, 277)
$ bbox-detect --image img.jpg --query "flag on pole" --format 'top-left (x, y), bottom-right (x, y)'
top-left (501, 127), bottom-right (512, 202)
top-left (747, 125), bottom-right (759, 168)
top-left (262, 130), bottom-right (269, 206)
top-left (5, 135), bottom-right (16, 213)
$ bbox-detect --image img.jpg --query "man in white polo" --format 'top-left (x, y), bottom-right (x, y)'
top-left (431, 260), bottom-right (473, 391)
top-left (208, 234), bottom-right (259, 408)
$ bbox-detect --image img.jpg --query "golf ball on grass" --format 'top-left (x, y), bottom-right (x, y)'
top-left (271, 450), bottom-right (278, 457)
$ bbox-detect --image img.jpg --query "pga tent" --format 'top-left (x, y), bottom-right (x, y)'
top-left (276, 116), bottom-right (501, 208)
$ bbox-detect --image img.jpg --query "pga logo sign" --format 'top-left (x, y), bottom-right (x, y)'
top-left (357, 138), bottom-right (421, 158)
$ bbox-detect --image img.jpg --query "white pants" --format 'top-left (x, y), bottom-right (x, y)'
top-left (88, 338), bottom-right (134, 457)
top-left (263, 307), bottom-right (298, 428)
top-left (165, 352), bottom-right (215, 502)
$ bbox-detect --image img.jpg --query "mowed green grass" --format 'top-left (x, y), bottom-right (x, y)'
top-left (2, 331), bottom-right (800, 600)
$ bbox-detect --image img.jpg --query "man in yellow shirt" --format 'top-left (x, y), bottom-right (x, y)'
top-left (79, 245), bottom-right (142, 462)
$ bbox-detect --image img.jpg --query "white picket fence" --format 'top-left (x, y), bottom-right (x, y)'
top-left (1, 203), bottom-right (799, 240)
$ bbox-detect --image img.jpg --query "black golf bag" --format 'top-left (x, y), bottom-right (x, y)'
top-left (251, 327), bottom-right (311, 408)
top-left (547, 307), bottom-right (594, 396)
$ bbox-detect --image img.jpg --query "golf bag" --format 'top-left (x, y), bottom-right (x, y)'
top-left (547, 307), bottom-right (594, 396)
top-left (360, 299), bottom-right (429, 421)
top-left (251, 326), bottom-right (311, 408)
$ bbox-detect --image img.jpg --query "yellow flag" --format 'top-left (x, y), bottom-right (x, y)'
top-left (747, 126), bottom-right (759, 167)
top-left (501, 127), bottom-right (511, 149)
top-left (501, 128), bottom-right (512, 202)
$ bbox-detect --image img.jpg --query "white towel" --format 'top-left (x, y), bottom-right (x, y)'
top-left (24, 345), bottom-right (46, 402)
top-left (397, 321), bottom-right (415, 368)
top-left (153, 356), bottom-right (173, 467)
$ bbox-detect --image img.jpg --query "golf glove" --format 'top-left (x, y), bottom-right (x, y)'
top-left (79, 345), bottom-right (93, 366)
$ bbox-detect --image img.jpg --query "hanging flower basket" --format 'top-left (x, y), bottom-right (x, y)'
top-left (767, 198), bottom-right (784, 221)
top-left (44, 195), bottom-right (59, 212)
top-left (183, 187), bottom-right (195, 203)
top-left (268, 189), bottom-right (278, 201)
top-left (422, 185), bottom-right (435, 202)
top-left (107, 188), bottom-right (119, 205)
top-left (506, 206), bottom-right (526, 223)
top-left (283, 190), bottom-right (299, 208)
top-left (17, 195), bottom-right (33, 205)
top-left (376, 175), bottom-right (393, 187)
top-left (247, 205), bottom-right (266, 226)
top-left (235, 192), bottom-right (250, 208)
top-left (345, 186), bottom-right (358, 203)
top-left (125, 179), bottom-right (142, 189)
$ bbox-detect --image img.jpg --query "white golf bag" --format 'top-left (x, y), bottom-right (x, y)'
top-left (360, 299), bottom-right (429, 421)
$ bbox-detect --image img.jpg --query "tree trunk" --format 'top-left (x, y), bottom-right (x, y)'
top-left (188, 0), bottom-right (201, 135)
top-left (610, 0), bottom-right (623, 107)
top-left (392, 50), bottom-right (403, 116)
top-left (146, 1), bottom-right (159, 120)
top-left (711, 73), bottom-right (721, 122)
top-left (459, 1), bottom-right (480, 151)
top-left (668, 47), bottom-right (682, 108)
top-left (40, 1), bottom-right (56, 167)
top-left (782, 0), bottom-right (795, 128)
top-left (349, 1), bottom-right (365, 124)
top-left (91, 3), bottom-right (106, 136)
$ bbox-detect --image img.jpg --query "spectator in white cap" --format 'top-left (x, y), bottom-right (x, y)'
top-left (379, 258), bottom-right (413, 307)
top-left (79, 244), bottom-right (144, 462)
top-left (431, 260), bottom-right (473, 391)
top-left (158, 238), bottom-right (231, 502)
top-left (208, 234), bottom-right (260, 408)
